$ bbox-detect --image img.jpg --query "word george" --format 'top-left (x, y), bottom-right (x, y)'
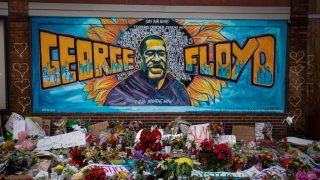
top-left (40, 30), bottom-right (135, 89)
top-left (184, 35), bottom-right (275, 87)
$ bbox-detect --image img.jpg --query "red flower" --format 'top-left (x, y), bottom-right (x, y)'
top-left (218, 153), bottom-right (225, 159)
top-left (202, 157), bottom-right (207, 163)
top-left (201, 139), bottom-right (209, 146)
top-left (150, 129), bottom-right (162, 141)
top-left (207, 145), bottom-right (213, 151)
top-left (213, 148), bottom-right (220, 154)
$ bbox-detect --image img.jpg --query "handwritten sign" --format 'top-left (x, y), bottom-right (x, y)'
top-left (192, 169), bottom-right (248, 178)
top-left (232, 126), bottom-right (255, 141)
top-left (35, 131), bottom-right (86, 150)
top-left (187, 123), bottom-right (210, 143)
top-left (255, 123), bottom-right (265, 141)
top-left (83, 164), bottom-right (128, 177)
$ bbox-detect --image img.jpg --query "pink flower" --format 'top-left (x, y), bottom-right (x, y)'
top-left (218, 153), bottom-right (225, 159)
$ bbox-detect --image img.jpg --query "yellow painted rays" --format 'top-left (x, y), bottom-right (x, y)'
top-left (177, 19), bottom-right (227, 106)
top-left (84, 18), bottom-right (138, 105)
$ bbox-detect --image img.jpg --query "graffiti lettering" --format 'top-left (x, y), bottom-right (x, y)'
top-left (40, 31), bottom-right (135, 89)
top-left (184, 35), bottom-right (275, 87)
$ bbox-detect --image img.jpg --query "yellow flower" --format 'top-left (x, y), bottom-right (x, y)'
top-left (145, 148), bottom-right (151, 154)
top-left (118, 171), bottom-right (127, 180)
top-left (53, 165), bottom-right (64, 175)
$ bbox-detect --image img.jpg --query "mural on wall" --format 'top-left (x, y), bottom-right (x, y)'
top-left (32, 17), bottom-right (287, 113)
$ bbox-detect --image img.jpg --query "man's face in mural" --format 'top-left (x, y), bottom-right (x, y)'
top-left (140, 36), bottom-right (167, 82)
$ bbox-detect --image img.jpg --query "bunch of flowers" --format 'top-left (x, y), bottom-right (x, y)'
top-left (134, 128), bottom-right (162, 153)
top-left (233, 154), bottom-right (244, 164)
top-left (196, 139), bottom-right (232, 171)
top-left (82, 166), bottom-right (106, 180)
top-left (162, 138), bottom-right (172, 147)
top-left (171, 137), bottom-right (185, 150)
top-left (135, 159), bottom-right (148, 174)
top-left (288, 158), bottom-right (311, 172)
top-left (69, 146), bottom-right (86, 166)
top-left (128, 121), bottom-right (143, 132)
top-left (150, 153), bottom-right (170, 160)
top-left (232, 154), bottom-right (244, 171)
top-left (258, 152), bottom-right (273, 168)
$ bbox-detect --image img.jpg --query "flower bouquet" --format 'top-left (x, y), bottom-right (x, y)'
top-left (82, 166), bottom-right (106, 180)
top-left (232, 154), bottom-right (244, 171)
top-left (258, 152), bottom-right (273, 169)
top-left (196, 139), bottom-right (232, 171)
top-left (171, 137), bottom-right (185, 150)
top-left (69, 146), bottom-right (86, 167)
top-left (162, 138), bottom-right (172, 153)
top-left (134, 128), bottom-right (162, 153)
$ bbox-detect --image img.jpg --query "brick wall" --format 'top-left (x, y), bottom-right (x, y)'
top-left (5, 0), bottom-right (310, 139)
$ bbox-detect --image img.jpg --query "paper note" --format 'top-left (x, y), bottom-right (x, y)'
top-left (218, 135), bottom-right (236, 145)
top-left (4, 112), bottom-right (24, 133)
top-left (83, 164), bottom-right (128, 177)
top-left (25, 118), bottom-right (46, 136)
top-left (88, 121), bottom-right (109, 136)
top-left (13, 120), bottom-right (26, 139)
top-left (35, 131), bottom-right (86, 150)
top-left (255, 123), bottom-right (265, 141)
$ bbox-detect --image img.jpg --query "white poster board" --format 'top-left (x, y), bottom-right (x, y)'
top-left (187, 123), bottom-right (210, 143)
top-left (35, 131), bottom-right (86, 150)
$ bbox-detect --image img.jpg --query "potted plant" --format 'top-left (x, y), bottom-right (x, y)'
top-left (196, 139), bottom-right (232, 171)
top-left (171, 137), bottom-right (185, 150)
top-left (232, 154), bottom-right (244, 171)
top-left (162, 138), bottom-right (172, 154)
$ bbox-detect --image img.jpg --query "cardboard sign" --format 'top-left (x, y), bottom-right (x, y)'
top-left (232, 126), bottom-right (255, 142)
top-left (187, 123), bottom-right (210, 143)
top-left (35, 131), bottom-right (86, 150)
top-left (88, 121), bottom-right (109, 136)
top-left (83, 164), bottom-right (128, 177)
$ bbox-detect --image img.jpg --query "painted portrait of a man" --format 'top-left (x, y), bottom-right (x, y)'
top-left (104, 35), bottom-right (191, 106)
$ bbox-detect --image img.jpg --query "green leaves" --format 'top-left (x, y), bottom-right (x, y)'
top-left (155, 160), bottom-right (192, 180)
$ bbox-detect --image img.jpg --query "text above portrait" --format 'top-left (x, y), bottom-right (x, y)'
top-left (32, 18), bottom-right (287, 112)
